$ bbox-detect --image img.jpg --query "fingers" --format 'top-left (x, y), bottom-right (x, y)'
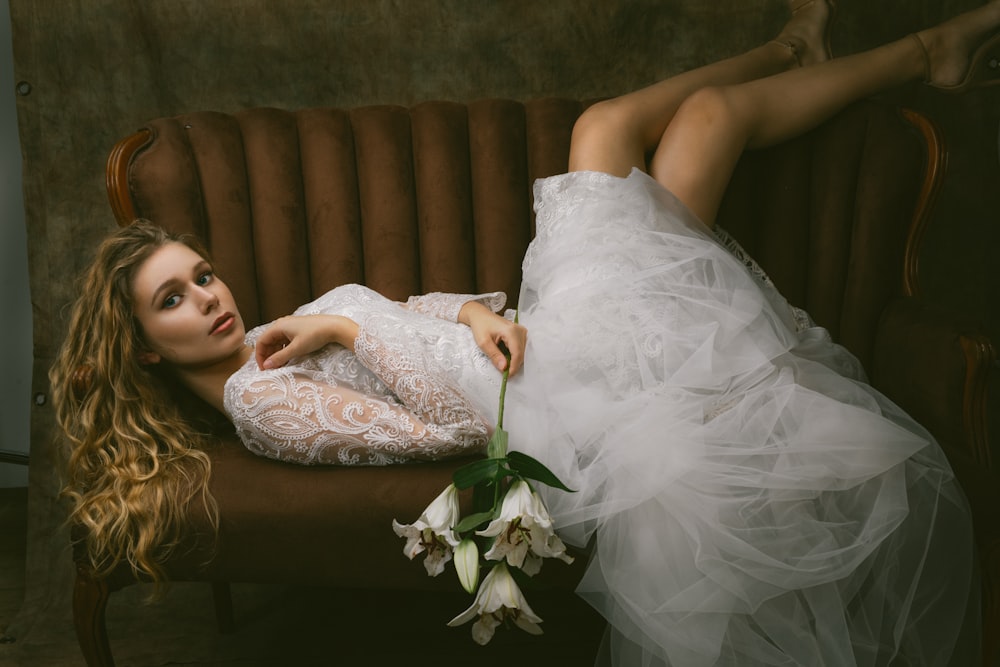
top-left (471, 333), bottom-right (502, 372)
top-left (255, 314), bottom-right (356, 369)
top-left (255, 331), bottom-right (292, 370)
top-left (258, 347), bottom-right (289, 370)
top-left (488, 324), bottom-right (527, 377)
top-left (504, 327), bottom-right (526, 376)
top-left (255, 318), bottom-right (298, 369)
top-left (487, 344), bottom-right (509, 374)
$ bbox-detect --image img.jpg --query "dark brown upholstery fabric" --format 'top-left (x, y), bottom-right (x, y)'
top-left (131, 99), bottom-right (924, 365)
top-left (132, 100), bottom-right (590, 328)
top-left (410, 101), bottom-right (478, 295)
top-left (873, 297), bottom-right (971, 450)
top-left (717, 104), bottom-right (923, 371)
top-left (204, 439), bottom-right (586, 591)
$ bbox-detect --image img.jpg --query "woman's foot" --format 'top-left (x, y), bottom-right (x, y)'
top-left (914, 0), bottom-right (1000, 91)
top-left (771, 0), bottom-right (835, 68)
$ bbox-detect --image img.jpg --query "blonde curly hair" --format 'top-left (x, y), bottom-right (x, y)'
top-left (50, 220), bottom-right (221, 587)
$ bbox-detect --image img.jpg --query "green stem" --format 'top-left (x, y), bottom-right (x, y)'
top-left (496, 366), bottom-right (509, 430)
top-left (495, 309), bottom-right (517, 431)
top-left (493, 475), bottom-right (503, 513)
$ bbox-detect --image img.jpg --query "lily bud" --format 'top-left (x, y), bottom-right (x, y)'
top-left (454, 538), bottom-right (481, 594)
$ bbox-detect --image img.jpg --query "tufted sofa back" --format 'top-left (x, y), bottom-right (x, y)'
top-left (108, 98), bottom-right (936, 373)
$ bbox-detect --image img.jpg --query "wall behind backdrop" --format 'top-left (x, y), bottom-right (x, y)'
top-left (6, 0), bottom-right (997, 656)
top-left (0, 0), bottom-right (30, 488)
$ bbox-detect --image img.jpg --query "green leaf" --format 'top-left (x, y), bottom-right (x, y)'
top-left (506, 451), bottom-right (575, 492)
top-left (486, 427), bottom-right (508, 459)
top-left (453, 510), bottom-right (496, 534)
top-left (453, 458), bottom-right (503, 490)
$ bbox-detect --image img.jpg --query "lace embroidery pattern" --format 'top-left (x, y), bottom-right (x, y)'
top-left (405, 291), bottom-right (506, 322)
top-left (228, 370), bottom-right (453, 465)
top-left (713, 226), bottom-right (814, 333)
top-left (354, 309), bottom-right (490, 437)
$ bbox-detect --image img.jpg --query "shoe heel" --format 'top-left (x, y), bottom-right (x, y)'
top-left (929, 32), bottom-right (1000, 94)
top-left (965, 33), bottom-right (1000, 90)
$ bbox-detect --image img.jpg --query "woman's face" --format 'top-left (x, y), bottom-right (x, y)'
top-left (132, 242), bottom-right (247, 369)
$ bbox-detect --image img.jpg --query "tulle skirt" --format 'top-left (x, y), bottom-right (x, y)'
top-left (505, 169), bottom-right (979, 666)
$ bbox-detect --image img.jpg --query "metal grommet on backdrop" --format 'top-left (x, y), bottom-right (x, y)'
top-left (15, 81), bottom-right (31, 96)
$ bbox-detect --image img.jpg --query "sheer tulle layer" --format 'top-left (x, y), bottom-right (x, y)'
top-left (506, 170), bottom-right (978, 666)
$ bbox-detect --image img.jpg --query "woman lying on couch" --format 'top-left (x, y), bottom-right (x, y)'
top-left (52, 0), bottom-right (1000, 664)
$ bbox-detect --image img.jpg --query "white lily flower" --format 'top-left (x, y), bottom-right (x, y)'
top-left (392, 484), bottom-right (461, 577)
top-left (454, 538), bottom-right (480, 594)
top-left (476, 480), bottom-right (574, 574)
top-left (447, 562), bottom-right (543, 644)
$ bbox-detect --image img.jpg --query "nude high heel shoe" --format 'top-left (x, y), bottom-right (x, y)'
top-left (911, 31), bottom-right (1000, 93)
top-left (772, 0), bottom-right (837, 66)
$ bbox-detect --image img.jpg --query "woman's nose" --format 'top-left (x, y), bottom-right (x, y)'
top-left (195, 285), bottom-right (220, 312)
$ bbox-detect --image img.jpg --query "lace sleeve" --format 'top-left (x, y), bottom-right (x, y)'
top-left (353, 309), bottom-right (493, 433)
top-left (227, 369), bottom-right (487, 466)
top-left (402, 291), bottom-right (507, 322)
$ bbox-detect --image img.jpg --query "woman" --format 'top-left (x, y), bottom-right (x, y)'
top-left (52, 1), bottom-right (999, 664)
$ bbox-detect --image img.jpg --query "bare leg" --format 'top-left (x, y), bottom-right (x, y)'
top-left (651, 0), bottom-right (1000, 226)
top-left (568, 0), bottom-right (832, 176)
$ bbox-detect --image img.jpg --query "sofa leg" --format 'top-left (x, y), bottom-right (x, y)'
top-left (212, 581), bottom-right (235, 634)
top-left (73, 566), bottom-right (115, 667)
top-left (982, 540), bottom-right (999, 667)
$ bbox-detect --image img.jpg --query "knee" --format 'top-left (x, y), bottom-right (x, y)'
top-left (570, 99), bottom-right (635, 154)
top-left (568, 99), bottom-right (647, 174)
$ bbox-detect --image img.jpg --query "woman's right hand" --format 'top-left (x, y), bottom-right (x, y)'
top-left (458, 301), bottom-right (527, 377)
top-left (256, 314), bottom-right (359, 370)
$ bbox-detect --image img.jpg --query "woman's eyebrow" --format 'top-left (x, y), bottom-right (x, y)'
top-left (150, 278), bottom-right (181, 307)
top-left (149, 260), bottom-right (212, 307)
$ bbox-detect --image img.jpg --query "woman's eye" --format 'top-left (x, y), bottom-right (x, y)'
top-left (162, 294), bottom-right (181, 309)
top-left (196, 271), bottom-right (213, 286)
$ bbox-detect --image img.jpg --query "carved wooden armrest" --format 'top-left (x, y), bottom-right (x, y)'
top-left (872, 296), bottom-right (996, 468)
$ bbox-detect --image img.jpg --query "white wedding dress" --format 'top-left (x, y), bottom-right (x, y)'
top-left (505, 169), bottom-right (979, 666)
top-left (224, 167), bottom-right (978, 666)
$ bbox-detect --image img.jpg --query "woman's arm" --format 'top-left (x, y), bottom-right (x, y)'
top-left (352, 308), bottom-right (494, 429)
top-left (227, 369), bottom-right (488, 466)
top-left (402, 291), bottom-right (506, 321)
top-left (402, 291), bottom-right (526, 376)
top-left (239, 290), bottom-right (515, 466)
top-left (239, 304), bottom-right (496, 465)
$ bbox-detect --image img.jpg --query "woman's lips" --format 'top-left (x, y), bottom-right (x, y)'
top-left (210, 313), bottom-right (235, 335)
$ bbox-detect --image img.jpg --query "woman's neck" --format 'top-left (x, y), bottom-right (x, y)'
top-left (175, 345), bottom-right (254, 414)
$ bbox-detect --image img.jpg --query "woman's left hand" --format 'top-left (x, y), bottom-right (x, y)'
top-left (255, 314), bottom-right (359, 370)
top-left (459, 302), bottom-right (527, 376)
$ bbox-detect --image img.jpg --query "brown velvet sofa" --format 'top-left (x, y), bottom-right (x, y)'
top-left (71, 98), bottom-right (996, 666)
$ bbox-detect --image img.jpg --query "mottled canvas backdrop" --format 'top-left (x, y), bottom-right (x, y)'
top-left (7, 0), bottom-right (998, 661)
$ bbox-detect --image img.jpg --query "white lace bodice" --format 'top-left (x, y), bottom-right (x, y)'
top-left (223, 284), bottom-right (507, 465)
